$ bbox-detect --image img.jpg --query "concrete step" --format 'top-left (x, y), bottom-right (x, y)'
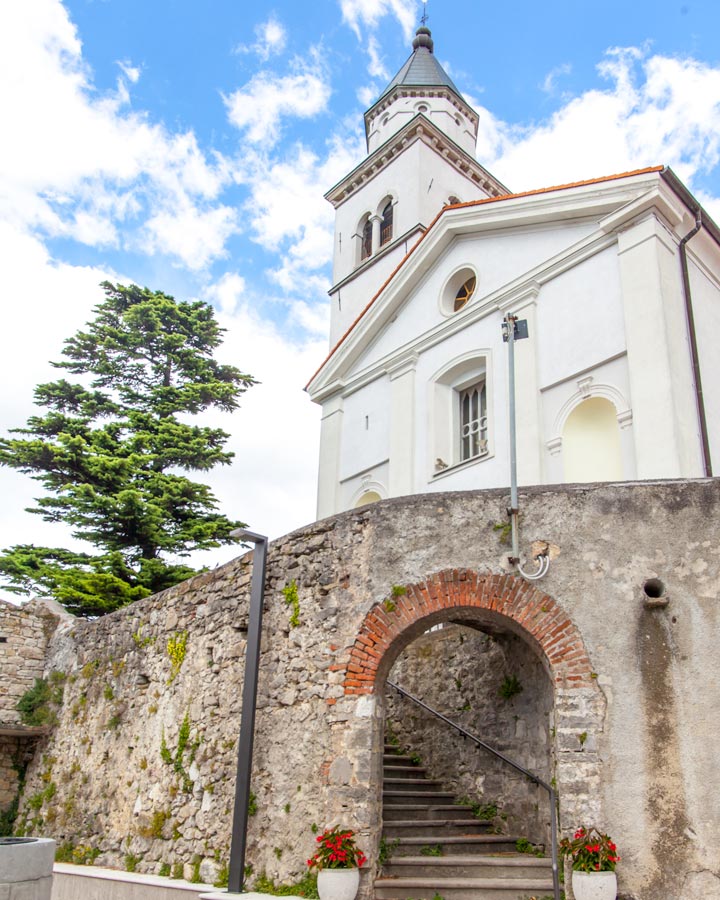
top-left (383, 819), bottom-right (493, 838)
top-left (383, 791), bottom-right (456, 805)
top-left (383, 778), bottom-right (445, 792)
top-left (383, 754), bottom-right (417, 767)
top-left (383, 765), bottom-right (429, 779)
top-left (382, 854), bottom-right (553, 879)
top-left (383, 804), bottom-right (477, 822)
top-left (373, 875), bottom-right (555, 900)
top-left (391, 836), bottom-right (522, 857)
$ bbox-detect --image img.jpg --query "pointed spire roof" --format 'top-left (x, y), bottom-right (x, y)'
top-left (378, 26), bottom-right (461, 100)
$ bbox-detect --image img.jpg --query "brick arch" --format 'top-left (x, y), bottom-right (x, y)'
top-left (343, 569), bottom-right (593, 694)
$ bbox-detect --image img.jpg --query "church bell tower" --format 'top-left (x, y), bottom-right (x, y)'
top-left (324, 25), bottom-right (508, 347)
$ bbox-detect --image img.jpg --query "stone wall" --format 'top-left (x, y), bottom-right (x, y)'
top-left (4, 479), bottom-right (720, 900)
top-left (0, 600), bottom-right (62, 725)
top-left (0, 599), bottom-right (69, 825)
top-left (386, 624), bottom-right (554, 846)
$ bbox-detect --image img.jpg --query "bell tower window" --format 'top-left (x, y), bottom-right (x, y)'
top-left (380, 201), bottom-right (394, 247)
top-left (361, 217), bottom-right (372, 261)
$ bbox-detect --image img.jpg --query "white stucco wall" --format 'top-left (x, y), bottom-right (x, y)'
top-left (328, 140), bottom-right (497, 345)
top-left (688, 237), bottom-right (720, 473)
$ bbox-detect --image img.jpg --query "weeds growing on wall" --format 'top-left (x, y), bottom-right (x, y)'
top-left (166, 631), bottom-right (188, 683)
top-left (282, 580), bottom-right (301, 627)
top-left (499, 674), bottom-right (523, 701)
top-left (55, 843), bottom-right (100, 865)
top-left (160, 712), bottom-right (201, 792)
top-left (16, 671), bottom-right (65, 726)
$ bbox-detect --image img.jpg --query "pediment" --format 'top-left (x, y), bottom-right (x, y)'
top-left (308, 168), bottom-right (673, 400)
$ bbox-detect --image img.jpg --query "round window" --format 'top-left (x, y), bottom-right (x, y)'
top-left (440, 267), bottom-right (478, 316)
top-left (454, 275), bottom-right (476, 311)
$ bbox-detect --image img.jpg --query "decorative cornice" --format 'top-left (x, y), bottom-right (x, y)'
top-left (329, 225), bottom-right (424, 296)
top-left (325, 115), bottom-right (506, 208)
top-left (365, 85), bottom-right (479, 132)
top-left (386, 352), bottom-right (419, 380)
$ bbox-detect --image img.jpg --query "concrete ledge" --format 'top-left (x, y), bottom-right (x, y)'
top-left (199, 894), bottom-right (303, 899)
top-left (1, 838), bottom-right (56, 882)
top-left (52, 863), bottom-right (215, 900)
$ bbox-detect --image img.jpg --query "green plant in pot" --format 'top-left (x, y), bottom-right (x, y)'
top-left (307, 827), bottom-right (367, 900)
top-left (560, 826), bottom-right (620, 900)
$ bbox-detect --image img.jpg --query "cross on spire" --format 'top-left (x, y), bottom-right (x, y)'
top-left (420, 1), bottom-right (429, 26)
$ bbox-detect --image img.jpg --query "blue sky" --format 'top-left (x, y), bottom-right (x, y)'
top-left (2, 0), bottom-right (720, 596)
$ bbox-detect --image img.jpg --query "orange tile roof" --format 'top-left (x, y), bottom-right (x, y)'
top-left (306, 165), bottom-right (664, 390)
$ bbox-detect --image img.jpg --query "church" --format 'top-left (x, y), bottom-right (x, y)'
top-left (307, 25), bottom-right (720, 519)
top-left (3, 22), bottom-right (720, 900)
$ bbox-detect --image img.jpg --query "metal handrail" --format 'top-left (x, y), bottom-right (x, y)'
top-left (387, 680), bottom-right (560, 900)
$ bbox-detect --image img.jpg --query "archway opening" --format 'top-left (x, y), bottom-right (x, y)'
top-left (344, 570), bottom-right (603, 899)
top-left (383, 619), bottom-right (554, 852)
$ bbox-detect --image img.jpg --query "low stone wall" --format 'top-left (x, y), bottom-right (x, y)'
top-left (5, 479), bottom-right (720, 900)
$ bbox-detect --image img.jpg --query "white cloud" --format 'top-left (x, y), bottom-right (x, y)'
top-left (0, 1), bottom-right (233, 268)
top-left (541, 62), bottom-right (572, 95)
top-left (236, 16), bottom-right (288, 61)
top-left (117, 60), bottom-right (141, 84)
top-left (224, 54), bottom-right (331, 146)
top-left (143, 203), bottom-right (238, 271)
top-left (357, 84), bottom-right (378, 107)
top-left (233, 131), bottom-right (365, 290)
top-left (339, 0), bottom-right (418, 42)
top-left (339, 0), bottom-right (418, 77)
top-left (367, 35), bottom-right (389, 81)
top-left (479, 47), bottom-right (720, 206)
top-left (182, 301), bottom-right (326, 561)
top-left (207, 272), bottom-right (247, 315)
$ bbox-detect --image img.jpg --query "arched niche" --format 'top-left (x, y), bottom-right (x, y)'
top-left (562, 397), bottom-right (623, 483)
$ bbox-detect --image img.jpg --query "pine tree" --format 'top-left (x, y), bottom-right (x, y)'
top-left (0, 282), bottom-right (255, 615)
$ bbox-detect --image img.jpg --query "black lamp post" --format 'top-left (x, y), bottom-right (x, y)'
top-left (227, 528), bottom-right (268, 894)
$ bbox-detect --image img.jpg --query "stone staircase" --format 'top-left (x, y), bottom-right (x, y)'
top-left (374, 743), bottom-right (555, 900)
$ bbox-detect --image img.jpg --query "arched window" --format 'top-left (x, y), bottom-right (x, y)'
top-left (431, 354), bottom-right (492, 476)
top-left (380, 201), bottom-right (393, 247)
top-left (361, 217), bottom-right (372, 261)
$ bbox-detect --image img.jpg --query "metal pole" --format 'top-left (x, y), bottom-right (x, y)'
top-left (549, 787), bottom-right (560, 900)
top-left (228, 529), bottom-right (268, 894)
top-left (505, 315), bottom-right (520, 564)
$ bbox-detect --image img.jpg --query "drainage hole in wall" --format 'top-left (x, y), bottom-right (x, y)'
top-left (643, 578), bottom-right (665, 599)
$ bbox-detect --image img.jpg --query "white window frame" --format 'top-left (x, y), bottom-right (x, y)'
top-left (429, 352), bottom-right (493, 480)
top-left (458, 379), bottom-right (488, 461)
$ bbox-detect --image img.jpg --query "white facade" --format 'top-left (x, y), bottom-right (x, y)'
top-left (308, 30), bottom-right (720, 519)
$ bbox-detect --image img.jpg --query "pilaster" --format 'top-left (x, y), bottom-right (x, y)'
top-left (386, 354), bottom-right (418, 497)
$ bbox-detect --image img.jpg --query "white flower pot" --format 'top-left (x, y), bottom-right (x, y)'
top-left (572, 870), bottom-right (617, 900)
top-left (317, 867), bottom-right (360, 900)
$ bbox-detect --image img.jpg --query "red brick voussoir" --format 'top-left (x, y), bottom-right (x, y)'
top-left (342, 569), bottom-right (593, 695)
